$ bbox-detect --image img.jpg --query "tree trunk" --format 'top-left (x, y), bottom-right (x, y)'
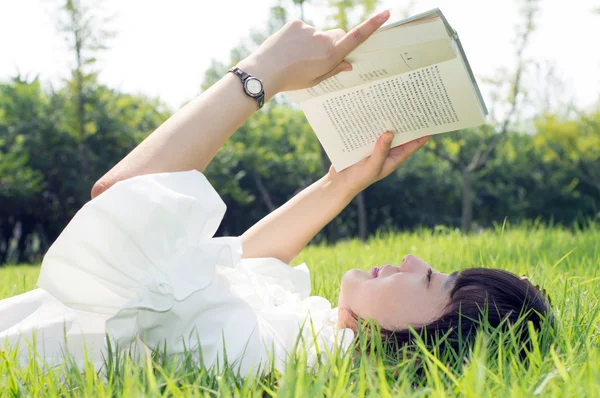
top-left (4, 221), bottom-right (21, 264)
top-left (355, 192), bottom-right (367, 240)
top-left (75, 30), bottom-right (91, 185)
top-left (461, 168), bottom-right (473, 232)
top-left (16, 220), bottom-right (30, 264)
top-left (0, 227), bottom-right (9, 265)
top-left (253, 172), bottom-right (277, 212)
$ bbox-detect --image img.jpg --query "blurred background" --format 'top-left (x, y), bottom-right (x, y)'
top-left (0, 0), bottom-right (598, 265)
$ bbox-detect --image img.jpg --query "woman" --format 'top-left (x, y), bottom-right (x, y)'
top-left (0, 10), bottom-right (551, 376)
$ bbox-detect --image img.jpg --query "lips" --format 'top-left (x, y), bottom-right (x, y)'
top-left (370, 266), bottom-right (380, 278)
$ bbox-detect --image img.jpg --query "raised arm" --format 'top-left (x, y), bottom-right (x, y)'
top-left (241, 133), bottom-right (429, 263)
top-left (91, 10), bottom-right (392, 198)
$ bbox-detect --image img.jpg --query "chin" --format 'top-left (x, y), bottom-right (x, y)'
top-left (342, 268), bottom-right (368, 281)
top-left (340, 268), bottom-right (370, 292)
top-left (339, 269), bottom-right (366, 309)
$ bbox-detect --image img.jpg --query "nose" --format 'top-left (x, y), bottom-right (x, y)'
top-left (400, 254), bottom-right (432, 273)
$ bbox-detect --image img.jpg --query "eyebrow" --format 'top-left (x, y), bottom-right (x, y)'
top-left (443, 271), bottom-right (459, 290)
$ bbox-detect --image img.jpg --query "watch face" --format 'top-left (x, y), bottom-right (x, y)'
top-left (245, 78), bottom-right (263, 96)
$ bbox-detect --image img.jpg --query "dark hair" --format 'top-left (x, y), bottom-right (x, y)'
top-left (370, 268), bottom-right (554, 363)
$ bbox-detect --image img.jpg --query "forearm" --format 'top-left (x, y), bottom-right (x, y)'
top-left (241, 174), bottom-right (355, 263)
top-left (91, 60), bottom-right (280, 198)
top-left (240, 130), bottom-right (430, 264)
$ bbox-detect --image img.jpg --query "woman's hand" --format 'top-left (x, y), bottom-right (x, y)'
top-left (237, 10), bottom-right (391, 95)
top-left (327, 133), bottom-right (431, 197)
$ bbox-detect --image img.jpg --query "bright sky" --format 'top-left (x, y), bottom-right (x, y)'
top-left (1, 0), bottom-right (598, 111)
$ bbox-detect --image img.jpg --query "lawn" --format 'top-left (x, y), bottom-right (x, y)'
top-left (1, 222), bottom-right (599, 397)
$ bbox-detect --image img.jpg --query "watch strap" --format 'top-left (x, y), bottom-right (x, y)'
top-left (257, 94), bottom-right (265, 109)
top-left (228, 66), bottom-right (265, 110)
top-left (229, 67), bottom-right (250, 82)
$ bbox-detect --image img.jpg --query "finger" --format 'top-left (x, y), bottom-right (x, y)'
top-left (324, 28), bottom-right (346, 42)
top-left (389, 136), bottom-right (430, 162)
top-left (334, 10), bottom-right (390, 59)
top-left (365, 131), bottom-right (394, 175)
top-left (381, 136), bottom-right (430, 175)
top-left (327, 164), bottom-right (337, 177)
top-left (314, 61), bottom-right (352, 84)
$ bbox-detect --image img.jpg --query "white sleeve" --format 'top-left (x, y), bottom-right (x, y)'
top-left (37, 171), bottom-right (242, 316)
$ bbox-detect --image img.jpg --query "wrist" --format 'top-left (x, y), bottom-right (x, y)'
top-left (237, 55), bottom-right (284, 100)
top-left (322, 171), bottom-right (360, 202)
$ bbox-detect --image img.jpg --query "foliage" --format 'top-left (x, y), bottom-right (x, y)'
top-left (0, 76), bottom-right (169, 264)
top-left (1, 68), bottom-right (599, 262)
top-left (534, 111), bottom-right (600, 194)
top-left (2, 224), bottom-right (600, 396)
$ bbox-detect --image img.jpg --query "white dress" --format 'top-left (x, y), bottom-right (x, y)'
top-left (0, 171), bottom-right (354, 375)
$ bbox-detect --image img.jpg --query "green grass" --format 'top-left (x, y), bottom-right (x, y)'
top-left (1, 222), bottom-right (599, 396)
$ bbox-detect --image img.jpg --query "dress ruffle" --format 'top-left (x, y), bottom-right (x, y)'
top-left (37, 171), bottom-right (243, 350)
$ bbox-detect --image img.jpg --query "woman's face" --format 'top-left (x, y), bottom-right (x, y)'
top-left (337, 255), bottom-right (457, 331)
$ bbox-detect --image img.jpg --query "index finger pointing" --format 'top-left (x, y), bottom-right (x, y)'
top-left (334, 10), bottom-right (390, 59)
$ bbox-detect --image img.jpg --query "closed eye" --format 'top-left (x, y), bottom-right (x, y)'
top-left (426, 268), bottom-right (433, 287)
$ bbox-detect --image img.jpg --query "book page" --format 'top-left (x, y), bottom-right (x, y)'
top-left (285, 18), bottom-right (454, 103)
top-left (300, 56), bottom-right (486, 171)
top-left (351, 16), bottom-right (447, 53)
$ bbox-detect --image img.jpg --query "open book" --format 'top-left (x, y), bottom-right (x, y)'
top-left (285, 8), bottom-right (488, 171)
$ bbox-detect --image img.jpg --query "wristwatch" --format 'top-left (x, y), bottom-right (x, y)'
top-left (228, 66), bottom-right (265, 110)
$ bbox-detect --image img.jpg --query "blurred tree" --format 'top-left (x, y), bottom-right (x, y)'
top-left (0, 0), bottom-right (168, 264)
top-left (427, 0), bottom-right (540, 231)
top-left (0, 77), bottom-right (45, 264)
top-left (0, 74), bottom-right (169, 264)
top-left (534, 110), bottom-right (600, 196)
top-left (56, 0), bottom-right (115, 189)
